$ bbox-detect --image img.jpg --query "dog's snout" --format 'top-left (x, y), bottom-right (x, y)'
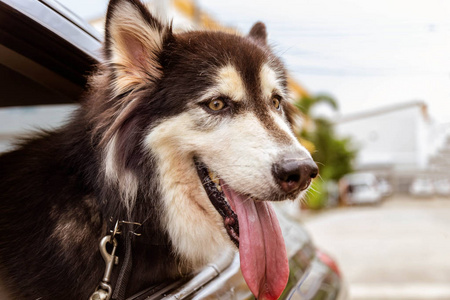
top-left (273, 154), bottom-right (318, 194)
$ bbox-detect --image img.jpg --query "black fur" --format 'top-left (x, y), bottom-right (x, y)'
top-left (0, 115), bottom-right (179, 299)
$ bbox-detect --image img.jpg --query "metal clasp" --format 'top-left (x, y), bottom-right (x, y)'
top-left (90, 220), bottom-right (142, 300)
top-left (89, 235), bottom-right (119, 300)
top-left (114, 220), bottom-right (142, 237)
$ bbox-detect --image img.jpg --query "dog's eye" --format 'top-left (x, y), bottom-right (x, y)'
top-left (208, 99), bottom-right (226, 111)
top-left (272, 95), bottom-right (282, 110)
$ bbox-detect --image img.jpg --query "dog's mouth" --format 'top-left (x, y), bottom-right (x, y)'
top-left (195, 161), bottom-right (240, 247)
top-left (195, 160), bottom-right (289, 300)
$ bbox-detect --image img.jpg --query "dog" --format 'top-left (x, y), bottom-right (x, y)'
top-left (0, 0), bottom-right (318, 299)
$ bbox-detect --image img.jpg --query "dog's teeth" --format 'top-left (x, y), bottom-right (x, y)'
top-left (208, 170), bottom-right (222, 191)
top-left (208, 170), bottom-right (219, 184)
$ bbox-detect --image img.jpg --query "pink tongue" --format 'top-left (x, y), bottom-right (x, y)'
top-left (222, 187), bottom-right (289, 300)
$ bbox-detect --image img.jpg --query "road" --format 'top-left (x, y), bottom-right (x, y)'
top-left (303, 196), bottom-right (450, 300)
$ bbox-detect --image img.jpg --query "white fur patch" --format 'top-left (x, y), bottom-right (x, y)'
top-left (145, 116), bottom-right (231, 268)
top-left (104, 134), bottom-right (138, 213)
top-left (260, 63), bottom-right (285, 98)
top-left (105, 134), bottom-right (119, 180)
top-left (215, 65), bottom-right (247, 101)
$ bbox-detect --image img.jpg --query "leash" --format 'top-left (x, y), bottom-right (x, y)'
top-left (90, 220), bottom-right (142, 300)
top-left (112, 222), bottom-right (136, 300)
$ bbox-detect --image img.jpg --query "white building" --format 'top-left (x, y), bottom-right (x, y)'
top-left (335, 101), bottom-right (449, 192)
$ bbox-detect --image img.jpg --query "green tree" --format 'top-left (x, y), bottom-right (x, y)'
top-left (295, 94), bottom-right (356, 209)
top-left (295, 93), bottom-right (338, 118)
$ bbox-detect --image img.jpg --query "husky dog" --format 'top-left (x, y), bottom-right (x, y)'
top-left (0, 0), bottom-right (318, 299)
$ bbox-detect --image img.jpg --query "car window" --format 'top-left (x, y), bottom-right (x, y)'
top-left (0, 0), bottom-right (97, 153)
top-left (0, 26), bottom-right (79, 153)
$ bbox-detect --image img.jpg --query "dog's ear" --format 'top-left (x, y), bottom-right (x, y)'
top-left (104, 0), bottom-right (171, 94)
top-left (248, 22), bottom-right (267, 46)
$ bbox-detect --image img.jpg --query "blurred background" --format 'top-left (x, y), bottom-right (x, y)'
top-left (1, 0), bottom-right (450, 299)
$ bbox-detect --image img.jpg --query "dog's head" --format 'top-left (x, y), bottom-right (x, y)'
top-left (96, 0), bottom-right (318, 298)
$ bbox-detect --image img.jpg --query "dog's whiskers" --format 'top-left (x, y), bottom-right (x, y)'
top-left (317, 174), bottom-right (325, 183)
top-left (315, 161), bottom-right (326, 167)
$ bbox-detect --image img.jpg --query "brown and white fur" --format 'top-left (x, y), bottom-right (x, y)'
top-left (0, 0), bottom-right (317, 299)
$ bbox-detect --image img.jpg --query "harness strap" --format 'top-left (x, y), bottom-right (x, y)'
top-left (112, 224), bottom-right (134, 300)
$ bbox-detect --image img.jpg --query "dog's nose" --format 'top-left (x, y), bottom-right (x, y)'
top-left (272, 154), bottom-right (318, 193)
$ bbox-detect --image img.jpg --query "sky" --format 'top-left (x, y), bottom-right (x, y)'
top-left (59, 0), bottom-right (450, 122)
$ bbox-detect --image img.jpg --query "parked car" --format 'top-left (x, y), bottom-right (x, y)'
top-left (434, 179), bottom-right (450, 197)
top-left (0, 0), bottom-right (347, 299)
top-left (378, 178), bottom-right (393, 198)
top-left (409, 177), bottom-right (434, 198)
top-left (340, 172), bottom-right (383, 205)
